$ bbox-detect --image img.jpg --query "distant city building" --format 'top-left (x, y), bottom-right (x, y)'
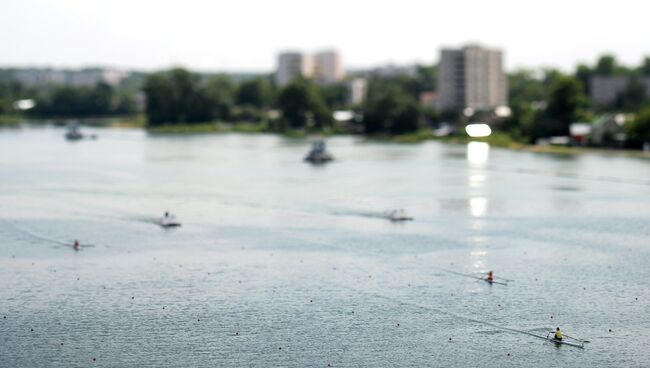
top-left (347, 78), bottom-right (367, 105)
top-left (590, 76), bottom-right (650, 105)
top-left (275, 52), bottom-right (314, 87)
top-left (436, 45), bottom-right (507, 112)
top-left (276, 50), bottom-right (344, 86)
top-left (590, 76), bottom-right (630, 105)
top-left (68, 69), bottom-right (128, 86)
top-left (313, 50), bottom-right (344, 85)
top-left (12, 68), bottom-right (128, 87)
top-left (371, 64), bottom-right (417, 78)
top-left (14, 69), bottom-right (66, 85)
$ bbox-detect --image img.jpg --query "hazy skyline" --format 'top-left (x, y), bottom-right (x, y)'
top-left (1, 0), bottom-right (648, 73)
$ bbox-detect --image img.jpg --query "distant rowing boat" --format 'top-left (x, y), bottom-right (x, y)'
top-left (159, 213), bottom-right (181, 228)
top-left (522, 330), bottom-right (585, 348)
top-left (487, 322), bottom-right (587, 349)
top-left (337, 283), bottom-right (588, 351)
top-left (384, 209), bottom-right (414, 222)
top-left (438, 268), bottom-right (508, 286)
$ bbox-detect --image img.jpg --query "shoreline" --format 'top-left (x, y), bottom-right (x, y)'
top-left (4, 117), bottom-right (649, 159)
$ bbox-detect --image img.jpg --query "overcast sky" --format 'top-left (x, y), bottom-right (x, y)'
top-left (1, 0), bottom-right (648, 72)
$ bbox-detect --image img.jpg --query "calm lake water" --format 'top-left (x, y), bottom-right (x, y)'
top-left (1, 124), bottom-right (650, 367)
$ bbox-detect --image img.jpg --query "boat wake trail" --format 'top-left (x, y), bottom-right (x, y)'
top-left (131, 216), bottom-right (161, 225)
top-left (334, 282), bottom-right (584, 348)
top-left (435, 268), bottom-right (510, 285)
top-left (0, 217), bottom-right (72, 247)
top-left (331, 209), bottom-right (387, 219)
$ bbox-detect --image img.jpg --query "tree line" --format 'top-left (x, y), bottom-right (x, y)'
top-left (1, 55), bottom-right (649, 148)
top-left (0, 80), bottom-right (136, 118)
top-left (503, 55), bottom-right (650, 147)
top-left (141, 65), bottom-right (436, 136)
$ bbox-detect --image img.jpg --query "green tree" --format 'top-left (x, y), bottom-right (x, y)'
top-left (142, 72), bottom-right (174, 125)
top-left (88, 82), bottom-right (114, 114)
top-left (500, 70), bottom-right (545, 139)
top-left (509, 69), bottom-right (544, 102)
top-left (640, 57), bottom-right (650, 75)
top-left (362, 86), bottom-right (420, 135)
top-left (541, 69), bottom-right (564, 93)
top-left (503, 100), bottom-right (537, 141)
top-left (114, 91), bottom-right (136, 114)
top-left (204, 75), bottom-right (235, 121)
top-left (619, 78), bottom-right (647, 111)
top-left (415, 65), bottom-right (437, 92)
top-left (575, 64), bottom-right (593, 95)
top-left (236, 78), bottom-right (272, 108)
top-left (367, 74), bottom-right (419, 100)
top-left (595, 55), bottom-right (617, 75)
top-left (29, 82), bottom-right (129, 117)
top-left (143, 68), bottom-right (213, 125)
top-left (533, 75), bottom-right (587, 138)
top-left (277, 79), bottom-right (332, 130)
top-left (626, 106), bottom-right (650, 147)
top-left (318, 84), bottom-right (348, 110)
top-left (0, 80), bottom-right (29, 115)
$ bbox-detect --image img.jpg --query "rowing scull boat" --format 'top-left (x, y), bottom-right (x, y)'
top-left (483, 324), bottom-right (586, 349)
top-left (531, 332), bottom-right (585, 348)
top-left (438, 268), bottom-right (508, 286)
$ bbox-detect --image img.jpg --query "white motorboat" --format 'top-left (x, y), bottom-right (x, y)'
top-left (65, 125), bottom-right (83, 141)
top-left (304, 140), bottom-right (333, 164)
top-left (159, 213), bottom-right (181, 227)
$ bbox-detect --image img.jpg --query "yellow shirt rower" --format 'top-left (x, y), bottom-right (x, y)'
top-left (554, 327), bottom-right (563, 341)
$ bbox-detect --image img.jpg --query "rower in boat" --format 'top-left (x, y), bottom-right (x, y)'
top-left (486, 271), bottom-right (494, 283)
top-left (72, 240), bottom-right (80, 251)
top-left (553, 327), bottom-right (563, 341)
top-left (160, 212), bottom-right (181, 227)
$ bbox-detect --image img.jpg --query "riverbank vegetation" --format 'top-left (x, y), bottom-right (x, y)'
top-left (2, 54), bottom-right (650, 150)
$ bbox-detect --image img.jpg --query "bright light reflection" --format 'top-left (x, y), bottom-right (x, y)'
top-left (469, 197), bottom-right (488, 217)
top-left (466, 141), bottom-right (490, 166)
top-left (495, 106), bottom-right (511, 117)
top-left (13, 99), bottom-right (36, 110)
top-left (465, 123), bottom-right (492, 137)
top-left (471, 251), bottom-right (486, 274)
top-left (469, 173), bottom-right (486, 188)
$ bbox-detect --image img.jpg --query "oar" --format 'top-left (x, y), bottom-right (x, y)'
top-left (472, 273), bottom-right (515, 282)
top-left (564, 334), bottom-right (590, 343)
top-left (548, 331), bottom-right (589, 344)
top-left (440, 269), bottom-right (508, 286)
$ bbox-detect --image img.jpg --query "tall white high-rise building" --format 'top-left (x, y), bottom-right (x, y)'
top-left (275, 50), bottom-right (344, 87)
top-left (436, 45), bottom-right (507, 111)
top-left (313, 50), bottom-right (344, 85)
top-left (275, 52), bottom-right (314, 87)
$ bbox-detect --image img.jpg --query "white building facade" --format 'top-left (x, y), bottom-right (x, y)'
top-left (276, 50), bottom-right (344, 87)
top-left (275, 52), bottom-right (314, 87)
top-left (436, 45), bottom-right (507, 111)
top-left (313, 51), bottom-right (344, 85)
